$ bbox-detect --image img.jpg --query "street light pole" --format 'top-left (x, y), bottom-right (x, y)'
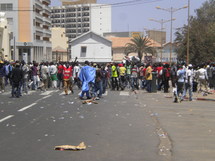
top-left (149, 18), bottom-right (175, 62)
top-left (156, 5), bottom-right (188, 63)
top-left (187, 0), bottom-right (190, 65)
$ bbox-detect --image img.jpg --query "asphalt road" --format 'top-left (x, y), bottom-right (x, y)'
top-left (0, 88), bottom-right (163, 161)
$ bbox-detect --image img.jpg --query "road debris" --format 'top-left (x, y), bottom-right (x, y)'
top-left (55, 142), bottom-right (86, 151)
top-left (82, 99), bottom-right (98, 104)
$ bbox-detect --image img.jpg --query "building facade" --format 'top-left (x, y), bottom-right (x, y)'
top-left (0, 0), bottom-right (52, 62)
top-left (51, 3), bottom-right (111, 40)
top-left (61, 0), bottom-right (97, 5)
top-left (160, 42), bottom-right (178, 63)
top-left (70, 31), bottom-right (112, 62)
top-left (0, 12), bottom-right (11, 60)
top-left (51, 27), bottom-right (69, 62)
top-left (146, 30), bottom-right (166, 45)
top-left (107, 36), bottom-right (161, 62)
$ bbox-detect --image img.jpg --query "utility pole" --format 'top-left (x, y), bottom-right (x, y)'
top-left (187, 0), bottom-right (190, 65)
top-left (156, 5), bottom-right (188, 63)
top-left (149, 18), bottom-right (175, 62)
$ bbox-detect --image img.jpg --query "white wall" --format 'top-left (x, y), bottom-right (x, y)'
top-left (0, 0), bottom-right (18, 44)
top-left (71, 34), bottom-right (112, 62)
top-left (91, 4), bottom-right (111, 36)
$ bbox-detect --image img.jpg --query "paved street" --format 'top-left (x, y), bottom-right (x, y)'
top-left (0, 88), bottom-right (163, 161)
top-left (0, 87), bottom-right (215, 161)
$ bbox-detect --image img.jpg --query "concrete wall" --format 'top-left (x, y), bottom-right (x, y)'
top-left (51, 27), bottom-right (68, 50)
top-left (71, 33), bottom-right (112, 62)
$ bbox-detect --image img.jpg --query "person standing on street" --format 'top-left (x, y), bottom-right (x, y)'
top-left (101, 64), bottom-right (108, 94)
top-left (21, 60), bottom-right (29, 95)
top-left (62, 63), bottom-right (73, 95)
top-left (111, 63), bottom-right (119, 90)
top-left (73, 62), bottom-right (81, 89)
top-left (197, 64), bottom-right (208, 94)
top-left (131, 64), bottom-right (139, 91)
top-left (57, 62), bottom-right (64, 89)
top-left (41, 62), bottom-right (49, 91)
top-left (0, 60), bottom-right (6, 93)
top-left (119, 63), bottom-right (126, 90)
top-left (79, 61), bottom-right (96, 99)
top-left (162, 64), bottom-right (170, 93)
top-left (31, 62), bottom-right (39, 90)
top-left (176, 65), bottom-right (186, 101)
top-left (49, 62), bottom-right (58, 89)
top-left (11, 62), bottom-right (23, 98)
top-left (182, 64), bottom-right (194, 101)
top-left (145, 63), bottom-right (152, 93)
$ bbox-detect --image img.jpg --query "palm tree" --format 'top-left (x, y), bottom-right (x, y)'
top-left (124, 35), bottom-right (156, 62)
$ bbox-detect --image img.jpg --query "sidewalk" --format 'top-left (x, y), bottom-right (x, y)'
top-left (164, 89), bottom-right (215, 102)
top-left (138, 90), bottom-right (215, 161)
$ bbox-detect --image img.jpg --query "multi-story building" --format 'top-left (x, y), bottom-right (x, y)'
top-left (61, 0), bottom-right (97, 6)
top-left (146, 30), bottom-right (166, 45)
top-left (0, 0), bottom-right (52, 62)
top-left (51, 3), bottom-right (111, 40)
top-left (0, 12), bottom-right (11, 60)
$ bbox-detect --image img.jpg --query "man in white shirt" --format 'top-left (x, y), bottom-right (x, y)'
top-left (182, 64), bottom-right (194, 101)
top-left (49, 62), bottom-right (58, 88)
top-left (197, 64), bottom-right (208, 93)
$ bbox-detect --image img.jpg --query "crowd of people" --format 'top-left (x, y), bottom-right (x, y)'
top-left (0, 59), bottom-right (215, 102)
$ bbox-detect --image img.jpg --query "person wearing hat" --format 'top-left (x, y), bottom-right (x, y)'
top-left (0, 60), bottom-right (6, 93)
top-left (182, 64), bottom-right (194, 101)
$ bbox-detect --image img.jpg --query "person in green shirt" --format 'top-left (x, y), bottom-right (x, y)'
top-left (111, 63), bottom-right (119, 90)
top-left (125, 61), bottom-right (132, 88)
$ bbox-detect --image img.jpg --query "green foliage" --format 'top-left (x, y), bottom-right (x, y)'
top-left (175, 0), bottom-right (215, 64)
top-left (124, 35), bottom-right (156, 61)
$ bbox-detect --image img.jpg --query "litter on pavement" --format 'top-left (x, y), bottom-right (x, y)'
top-left (54, 142), bottom-right (86, 151)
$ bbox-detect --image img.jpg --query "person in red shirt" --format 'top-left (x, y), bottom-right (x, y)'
top-left (157, 63), bottom-right (164, 91)
top-left (57, 62), bottom-right (64, 89)
top-left (63, 63), bottom-right (73, 95)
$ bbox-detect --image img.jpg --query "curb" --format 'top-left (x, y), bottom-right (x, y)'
top-left (196, 98), bottom-right (215, 101)
top-left (165, 96), bottom-right (215, 102)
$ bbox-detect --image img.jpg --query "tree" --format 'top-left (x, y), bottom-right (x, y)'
top-left (124, 35), bottom-right (156, 62)
top-left (175, 0), bottom-right (215, 64)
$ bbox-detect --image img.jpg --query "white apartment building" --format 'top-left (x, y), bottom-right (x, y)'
top-left (51, 3), bottom-right (111, 40)
top-left (0, 0), bottom-right (52, 62)
top-left (0, 12), bottom-right (10, 60)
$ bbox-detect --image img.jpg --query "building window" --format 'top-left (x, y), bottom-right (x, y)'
top-left (80, 46), bottom-right (87, 57)
top-left (0, 3), bottom-right (13, 11)
top-left (7, 18), bottom-right (13, 25)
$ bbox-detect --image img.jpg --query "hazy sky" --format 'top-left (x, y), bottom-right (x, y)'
top-left (51, 0), bottom-right (206, 41)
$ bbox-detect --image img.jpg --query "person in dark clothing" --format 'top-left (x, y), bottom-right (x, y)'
top-left (101, 65), bottom-right (108, 94)
top-left (11, 63), bottom-right (23, 98)
top-left (162, 64), bottom-right (170, 93)
top-left (94, 64), bottom-right (103, 99)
